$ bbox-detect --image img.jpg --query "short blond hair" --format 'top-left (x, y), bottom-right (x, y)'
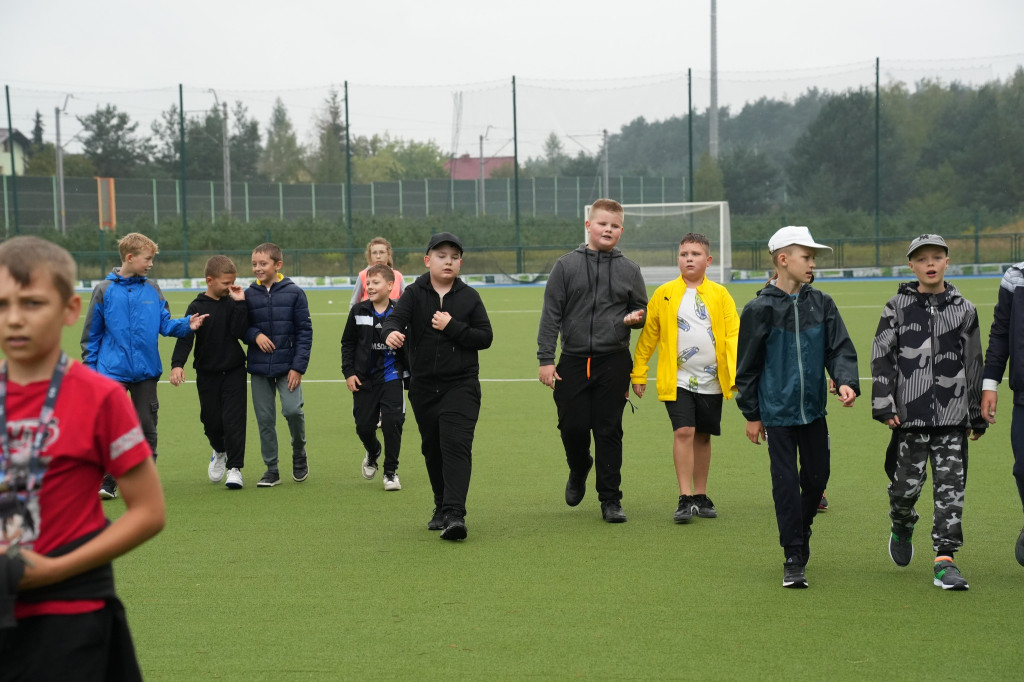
top-left (205, 255), bottom-right (237, 278)
top-left (0, 236), bottom-right (77, 302)
top-left (118, 232), bottom-right (158, 261)
top-left (590, 198), bottom-right (624, 217)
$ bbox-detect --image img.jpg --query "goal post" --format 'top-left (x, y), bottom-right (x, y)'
top-left (584, 201), bottom-right (732, 283)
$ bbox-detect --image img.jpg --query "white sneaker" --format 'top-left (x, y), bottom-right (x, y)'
top-left (225, 468), bottom-right (243, 489)
top-left (361, 452), bottom-right (379, 480)
top-left (383, 472), bottom-right (402, 491)
top-left (208, 451), bottom-right (227, 483)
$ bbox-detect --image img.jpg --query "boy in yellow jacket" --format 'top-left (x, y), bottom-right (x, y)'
top-left (631, 233), bottom-right (739, 522)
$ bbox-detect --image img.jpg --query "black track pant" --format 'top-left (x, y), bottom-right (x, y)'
top-left (552, 350), bottom-right (632, 503)
top-left (409, 379), bottom-right (481, 517)
top-left (353, 379), bottom-right (405, 474)
top-left (196, 365), bottom-right (248, 470)
top-left (765, 417), bottom-right (830, 562)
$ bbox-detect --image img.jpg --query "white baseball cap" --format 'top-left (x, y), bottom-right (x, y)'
top-left (768, 225), bottom-right (832, 254)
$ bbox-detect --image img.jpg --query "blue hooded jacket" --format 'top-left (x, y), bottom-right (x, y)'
top-left (80, 269), bottom-right (193, 383)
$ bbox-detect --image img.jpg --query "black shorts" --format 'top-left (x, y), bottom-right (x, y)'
top-left (664, 388), bottom-right (723, 435)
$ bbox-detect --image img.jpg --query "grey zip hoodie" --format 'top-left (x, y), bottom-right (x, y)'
top-left (537, 243), bottom-right (647, 365)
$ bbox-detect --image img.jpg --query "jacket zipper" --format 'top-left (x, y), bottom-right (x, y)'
top-left (793, 294), bottom-right (807, 423)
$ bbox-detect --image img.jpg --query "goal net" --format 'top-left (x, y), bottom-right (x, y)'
top-left (584, 202), bottom-right (732, 283)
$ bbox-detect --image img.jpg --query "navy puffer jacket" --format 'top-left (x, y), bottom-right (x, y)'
top-left (244, 276), bottom-right (313, 377)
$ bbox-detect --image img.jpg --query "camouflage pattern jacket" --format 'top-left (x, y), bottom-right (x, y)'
top-left (871, 281), bottom-right (986, 431)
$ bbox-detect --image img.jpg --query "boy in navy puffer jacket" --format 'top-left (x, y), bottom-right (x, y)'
top-left (81, 232), bottom-right (207, 499)
top-left (244, 243), bottom-right (313, 488)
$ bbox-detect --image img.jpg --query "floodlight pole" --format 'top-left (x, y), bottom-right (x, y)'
top-left (512, 76), bottom-right (521, 273)
top-left (209, 90), bottom-right (231, 214)
top-left (874, 57), bottom-right (881, 267)
top-left (602, 129), bottom-right (609, 197)
top-left (179, 84), bottom-right (189, 277)
top-left (55, 106), bottom-right (66, 234)
top-left (4, 85), bottom-right (19, 235)
top-left (479, 125), bottom-right (492, 215)
top-left (688, 69), bottom-right (694, 202)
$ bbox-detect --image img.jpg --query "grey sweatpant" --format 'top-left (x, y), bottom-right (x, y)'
top-left (250, 374), bottom-right (306, 472)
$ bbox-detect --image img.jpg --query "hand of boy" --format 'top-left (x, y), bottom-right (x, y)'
top-left (969, 428), bottom-right (986, 441)
top-left (885, 415), bottom-right (901, 429)
top-left (539, 364), bottom-right (561, 389)
top-left (228, 284), bottom-right (245, 301)
top-left (385, 331), bottom-right (405, 349)
top-left (169, 367), bottom-right (185, 386)
top-left (836, 385), bottom-right (856, 407)
top-left (287, 369), bottom-right (302, 392)
top-left (432, 311), bottom-right (452, 330)
top-left (623, 309), bottom-right (645, 326)
top-left (746, 420), bottom-right (766, 445)
top-left (255, 333), bottom-right (276, 353)
top-left (631, 383), bottom-right (646, 398)
top-left (189, 313), bottom-right (209, 330)
top-left (982, 390), bottom-right (998, 424)
top-left (346, 375), bottom-right (361, 392)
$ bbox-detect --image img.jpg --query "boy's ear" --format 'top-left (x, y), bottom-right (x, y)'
top-left (423, 254), bottom-right (431, 267)
top-left (206, 276), bottom-right (214, 284)
top-left (63, 294), bottom-right (82, 327)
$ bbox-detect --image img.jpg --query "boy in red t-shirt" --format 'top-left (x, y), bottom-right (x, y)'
top-left (0, 236), bottom-right (165, 679)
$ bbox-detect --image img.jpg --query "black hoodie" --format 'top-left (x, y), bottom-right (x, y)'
top-left (381, 273), bottom-right (492, 392)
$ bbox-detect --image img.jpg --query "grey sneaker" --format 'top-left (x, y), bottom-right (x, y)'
top-left (933, 558), bottom-right (969, 591)
top-left (783, 558), bottom-right (808, 589)
top-left (383, 472), bottom-right (402, 491)
top-left (257, 470), bottom-right (281, 488)
top-left (673, 495), bottom-right (694, 523)
top-left (1016, 527), bottom-right (1024, 567)
top-left (693, 494), bottom-right (717, 518)
top-left (889, 526), bottom-right (914, 567)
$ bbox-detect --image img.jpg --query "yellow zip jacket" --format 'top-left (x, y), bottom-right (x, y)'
top-left (631, 276), bottom-right (739, 401)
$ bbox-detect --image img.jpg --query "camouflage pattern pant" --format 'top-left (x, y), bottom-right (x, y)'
top-left (888, 429), bottom-right (966, 553)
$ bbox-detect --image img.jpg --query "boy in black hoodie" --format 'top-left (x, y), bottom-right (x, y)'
top-left (383, 233), bottom-right (493, 541)
top-left (170, 255), bottom-right (249, 489)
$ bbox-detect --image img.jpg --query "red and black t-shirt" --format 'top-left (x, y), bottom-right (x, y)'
top-left (1, 361), bottom-right (152, 618)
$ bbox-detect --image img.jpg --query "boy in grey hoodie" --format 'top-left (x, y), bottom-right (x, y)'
top-left (537, 199), bottom-right (647, 523)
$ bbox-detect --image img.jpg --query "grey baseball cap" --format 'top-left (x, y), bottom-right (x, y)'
top-left (906, 234), bottom-right (948, 258)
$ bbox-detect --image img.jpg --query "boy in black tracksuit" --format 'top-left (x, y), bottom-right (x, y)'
top-left (382, 232), bottom-right (493, 541)
top-left (735, 226), bottom-right (859, 589)
top-left (170, 255), bottom-right (249, 489)
top-left (342, 263), bottom-right (408, 491)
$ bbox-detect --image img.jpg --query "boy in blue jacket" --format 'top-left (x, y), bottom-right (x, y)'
top-left (245, 243), bottom-right (313, 488)
top-left (81, 232), bottom-right (207, 499)
top-left (735, 226), bottom-right (859, 589)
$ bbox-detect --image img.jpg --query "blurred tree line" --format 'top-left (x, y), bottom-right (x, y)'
top-left (20, 70), bottom-right (1024, 230)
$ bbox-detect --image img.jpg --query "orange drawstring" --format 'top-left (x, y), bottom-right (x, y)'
top-left (586, 357), bottom-right (591, 379)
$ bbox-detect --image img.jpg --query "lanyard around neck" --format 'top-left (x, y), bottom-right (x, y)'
top-left (0, 352), bottom-right (69, 466)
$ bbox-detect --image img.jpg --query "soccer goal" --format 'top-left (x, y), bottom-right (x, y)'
top-left (584, 201), bottom-right (732, 283)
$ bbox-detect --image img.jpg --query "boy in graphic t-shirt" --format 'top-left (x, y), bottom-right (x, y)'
top-left (0, 236), bottom-right (164, 679)
top-left (631, 233), bottom-right (739, 523)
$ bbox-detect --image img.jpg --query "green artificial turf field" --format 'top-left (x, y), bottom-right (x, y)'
top-left (65, 277), bottom-right (1023, 680)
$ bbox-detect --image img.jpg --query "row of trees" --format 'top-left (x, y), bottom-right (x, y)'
top-left (20, 70), bottom-right (1024, 218)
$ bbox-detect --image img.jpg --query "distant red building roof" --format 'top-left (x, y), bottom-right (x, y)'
top-left (444, 155), bottom-right (515, 180)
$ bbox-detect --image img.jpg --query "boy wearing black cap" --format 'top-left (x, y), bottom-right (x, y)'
top-left (872, 234), bottom-right (986, 590)
top-left (383, 232), bottom-right (493, 541)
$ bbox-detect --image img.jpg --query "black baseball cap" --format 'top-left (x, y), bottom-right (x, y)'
top-left (425, 232), bottom-right (463, 255)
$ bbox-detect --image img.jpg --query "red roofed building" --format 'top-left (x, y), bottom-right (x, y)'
top-left (444, 154), bottom-right (516, 180)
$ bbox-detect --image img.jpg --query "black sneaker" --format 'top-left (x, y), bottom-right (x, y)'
top-left (693, 494), bottom-right (717, 518)
top-left (889, 525), bottom-right (914, 567)
top-left (601, 501), bottom-right (627, 523)
top-left (1016, 527), bottom-right (1024, 567)
top-left (933, 557), bottom-right (969, 591)
top-left (98, 473), bottom-right (118, 500)
top-left (427, 508), bottom-right (446, 531)
top-left (565, 456), bottom-right (593, 507)
top-left (673, 495), bottom-right (694, 523)
top-left (783, 557), bottom-right (808, 589)
top-left (292, 451), bottom-right (308, 483)
top-left (440, 515), bottom-right (468, 541)
top-left (257, 470), bottom-right (281, 487)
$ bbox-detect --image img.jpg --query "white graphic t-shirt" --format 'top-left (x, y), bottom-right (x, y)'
top-left (675, 288), bottom-right (721, 395)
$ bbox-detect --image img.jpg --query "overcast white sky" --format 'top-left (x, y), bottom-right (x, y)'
top-left (4, 0), bottom-right (1023, 158)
